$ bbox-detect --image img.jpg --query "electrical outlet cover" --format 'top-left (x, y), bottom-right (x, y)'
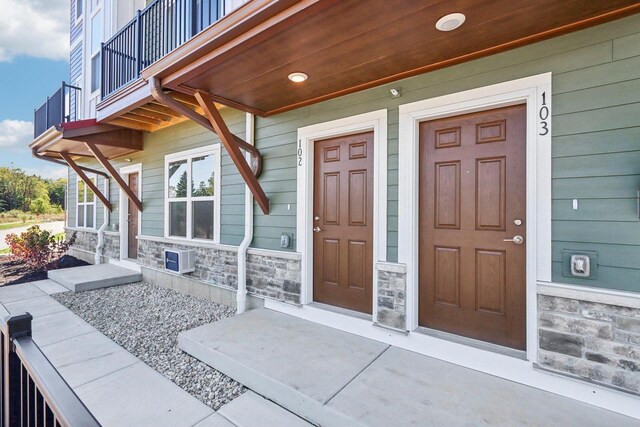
top-left (561, 250), bottom-right (598, 280)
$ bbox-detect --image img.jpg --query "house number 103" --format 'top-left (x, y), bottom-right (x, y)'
top-left (539, 91), bottom-right (549, 136)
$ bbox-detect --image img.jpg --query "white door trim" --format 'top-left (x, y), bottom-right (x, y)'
top-left (119, 163), bottom-right (143, 261)
top-left (296, 110), bottom-right (388, 319)
top-left (398, 73), bottom-right (552, 363)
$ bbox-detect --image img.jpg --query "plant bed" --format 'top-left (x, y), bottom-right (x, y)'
top-left (0, 254), bottom-right (89, 286)
top-left (53, 282), bottom-right (245, 410)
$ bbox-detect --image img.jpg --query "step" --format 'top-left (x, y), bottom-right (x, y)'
top-left (179, 309), bottom-right (388, 427)
top-left (196, 391), bottom-right (313, 427)
top-left (48, 263), bottom-right (142, 292)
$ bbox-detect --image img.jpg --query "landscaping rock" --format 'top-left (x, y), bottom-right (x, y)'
top-left (53, 282), bottom-right (244, 410)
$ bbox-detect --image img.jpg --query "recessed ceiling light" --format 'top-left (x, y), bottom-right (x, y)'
top-left (288, 72), bottom-right (308, 83)
top-left (435, 13), bottom-right (466, 32)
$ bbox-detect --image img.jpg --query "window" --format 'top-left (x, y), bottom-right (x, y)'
top-left (76, 0), bottom-right (83, 20)
top-left (77, 176), bottom-right (96, 229)
top-left (165, 146), bottom-right (220, 242)
top-left (90, 11), bottom-right (102, 93)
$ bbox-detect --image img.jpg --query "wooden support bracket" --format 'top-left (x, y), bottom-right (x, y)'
top-left (84, 142), bottom-right (144, 212)
top-left (60, 152), bottom-right (113, 211)
top-left (194, 91), bottom-right (270, 214)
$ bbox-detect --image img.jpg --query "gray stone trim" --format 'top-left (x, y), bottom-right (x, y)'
top-left (137, 238), bottom-right (302, 305)
top-left (65, 226), bottom-right (98, 234)
top-left (539, 283), bottom-right (640, 310)
top-left (376, 263), bottom-right (407, 330)
top-left (538, 294), bottom-right (640, 395)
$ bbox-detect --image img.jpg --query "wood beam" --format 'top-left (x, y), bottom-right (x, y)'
top-left (108, 118), bottom-right (154, 132)
top-left (122, 113), bottom-right (162, 126)
top-left (133, 107), bottom-right (174, 121)
top-left (169, 92), bottom-right (200, 108)
top-left (145, 102), bottom-right (183, 117)
top-left (85, 142), bottom-right (144, 212)
top-left (194, 90), bottom-right (269, 214)
top-left (60, 152), bottom-right (113, 211)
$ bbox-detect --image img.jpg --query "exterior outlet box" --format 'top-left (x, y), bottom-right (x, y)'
top-left (280, 233), bottom-right (293, 249)
top-left (164, 249), bottom-right (195, 274)
top-left (561, 250), bottom-right (598, 280)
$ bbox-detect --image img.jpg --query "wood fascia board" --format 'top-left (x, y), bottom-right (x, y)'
top-left (96, 79), bottom-right (154, 123)
top-left (61, 152), bottom-right (113, 211)
top-left (194, 90), bottom-right (269, 214)
top-left (153, 0), bottom-right (335, 88)
top-left (84, 142), bottom-right (144, 212)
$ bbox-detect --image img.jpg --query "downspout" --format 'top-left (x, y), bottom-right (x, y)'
top-left (95, 177), bottom-right (110, 264)
top-left (32, 148), bottom-right (110, 179)
top-left (236, 112), bottom-right (255, 314)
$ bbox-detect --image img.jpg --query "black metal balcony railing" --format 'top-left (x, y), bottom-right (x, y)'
top-left (0, 313), bottom-right (100, 426)
top-left (33, 82), bottom-right (82, 139)
top-left (102, 0), bottom-right (226, 99)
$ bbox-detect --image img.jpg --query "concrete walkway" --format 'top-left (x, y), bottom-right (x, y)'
top-left (180, 309), bottom-right (640, 427)
top-left (0, 280), bottom-right (212, 427)
top-left (48, 263), bottom-right (142, 292)
top-left (0, 220), bottom-right (65, 250)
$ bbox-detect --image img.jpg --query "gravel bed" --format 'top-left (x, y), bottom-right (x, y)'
top-left (53, 282), bottom-right (245, 410)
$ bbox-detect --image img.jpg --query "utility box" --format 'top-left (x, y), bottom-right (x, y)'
top-left (562, 250), bottom-right (598, 280)
top-left (164, 249), bottom-right (196, 274)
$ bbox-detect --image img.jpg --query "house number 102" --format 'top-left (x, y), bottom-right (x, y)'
top-left (539, 91), bottom-right (549, 136)
top-left (297, 140), bottom-right (303, 166)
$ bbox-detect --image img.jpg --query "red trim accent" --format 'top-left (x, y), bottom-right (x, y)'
top-left (59, 119), bottom-right (98, 131)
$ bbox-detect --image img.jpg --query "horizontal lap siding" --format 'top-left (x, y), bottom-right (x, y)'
top-left (70, 1), bottom-right (82, 44)
top-left (253, 14), bottom-right (640, 292)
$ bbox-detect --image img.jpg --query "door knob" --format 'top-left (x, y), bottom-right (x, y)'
top-left (503, 235), bottom-right (524, 245)
top-left (313, 227), bottom-right (322, 233)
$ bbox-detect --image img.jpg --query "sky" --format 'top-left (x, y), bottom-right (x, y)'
top-left (0, 0), bottom-right (70, 180)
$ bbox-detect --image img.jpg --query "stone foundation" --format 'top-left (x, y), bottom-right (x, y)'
top-left (138, 236), bottom-right (301, 304)
top-left (376, 262), bottom-right (407, 330)
top-left (538, 289), bottom-right (640, 395)
top-left (103, 232), bottom-right (120, 260)
top-left (66, 228), bottom-right (97, 253)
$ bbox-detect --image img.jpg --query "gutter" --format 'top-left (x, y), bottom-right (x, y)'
top-left (236, 112), bottom-right (255, 314)
top-left (31, 148), bottom-right (110, 179)
top-left (95, 177), bottom-right (110, 264)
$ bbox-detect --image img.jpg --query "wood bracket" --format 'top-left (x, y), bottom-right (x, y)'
top-left (84, 142), bottom-right (144, 212)
top-left (60, 152), bottom-right (113, 211)
top-left (149, 77), bottom-right (269, 214)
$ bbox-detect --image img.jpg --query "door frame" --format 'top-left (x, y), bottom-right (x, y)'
top-left (296, 110), bottom-right (388, 319)
top-left (398, 73), bottom-right (552, 362)
top-left (119, 163), bottom-right (143, 261)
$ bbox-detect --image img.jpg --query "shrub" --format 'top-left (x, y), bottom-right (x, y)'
top-left (4, 226), bottom-right (77, 271)
top-left (29, 197), bottom-right (51, 215)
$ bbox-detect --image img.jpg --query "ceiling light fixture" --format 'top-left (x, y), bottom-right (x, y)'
top-left (435, 13), bottom-right (466, 32)
top-left (288, 72), bottom-right (308, 83)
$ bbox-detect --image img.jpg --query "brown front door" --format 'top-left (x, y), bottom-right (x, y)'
top-left (313, 132), bottom-right (374, 314)
top-left (128, 172), bottom-right (140, 259)
top-left (419, 105), bottom-right (527, 349)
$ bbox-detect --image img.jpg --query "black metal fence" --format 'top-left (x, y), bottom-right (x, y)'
top-left (0, 313), bottom-right (100, 427)
top-left (102, 0), bottom-right (226, 99)
top-left (33, 83), bottom-right (82, 139)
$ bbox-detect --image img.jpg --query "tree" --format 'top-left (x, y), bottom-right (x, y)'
top-left (29, 197), bottom-right (51, 215)
top-left (47, 178), bottom-right (67, 208)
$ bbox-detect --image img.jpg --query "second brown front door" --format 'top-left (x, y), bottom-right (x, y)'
top-left (313, 132), bottom-right (374, 314)
top-left (419, 105), bottom-right (527, 350)
top-left (128, 172), bottom-right (140, 259)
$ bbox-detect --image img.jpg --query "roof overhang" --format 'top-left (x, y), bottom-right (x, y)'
top-left (30, 119), bottom-right (143, 160)
top-left (141, 0), bottom-right (640, 117)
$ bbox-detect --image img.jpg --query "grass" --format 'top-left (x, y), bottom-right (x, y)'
top-left (0, 217), bottom-right (65, 231)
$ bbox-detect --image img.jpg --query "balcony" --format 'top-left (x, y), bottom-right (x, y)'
top-left (33, 82), bottom-right (81, 139)
top-left (101, 0), bottom-right (230, 99)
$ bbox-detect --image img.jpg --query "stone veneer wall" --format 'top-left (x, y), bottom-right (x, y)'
top-left (138, 236), bottom-right (301, 303)
top-left (538, 292), bottom-right (640, 395)
top-left (376, 262), bottom-right (407, 330)
top-left (66, 229), bottom-right (97, 253)
top-left (103, 233), bottom-right (120, 260)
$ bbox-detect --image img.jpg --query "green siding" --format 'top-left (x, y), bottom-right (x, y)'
top-left (67, 13), bottom-right (640, 292)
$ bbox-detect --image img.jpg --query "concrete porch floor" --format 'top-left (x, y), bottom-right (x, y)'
top-left (179, 309), bottom-right (640, 427)
top-left (47, 263), bottom-right (142, 292)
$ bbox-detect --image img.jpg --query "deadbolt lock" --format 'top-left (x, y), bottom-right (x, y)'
top-left (514, 219), bottom-right (522, 226)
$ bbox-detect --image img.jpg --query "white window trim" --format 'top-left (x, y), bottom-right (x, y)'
top-left (89, 6), bottom-right (102, 98)
top-left (397, 73), bottom-right (553, 364)
top-left (119, 163), bottom-right (143, 261)
top-left (296, 109), bottom-right (388, 318)
top-left (164, 145), bottom-right (222, 243)
top-left (74, 0), bottom-right (84, 25)
top-left (76, 174), bottom-right (98, 229)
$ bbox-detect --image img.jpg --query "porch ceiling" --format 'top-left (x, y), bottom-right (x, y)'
top-left (147, 0), bottom-right (640, 116)
top-left (30, 119), bottom-right (143, 160)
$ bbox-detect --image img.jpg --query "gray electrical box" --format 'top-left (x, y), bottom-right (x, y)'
top-left (280, 233), bottom-right (293, 249)
top-left (562, 250), bottom-right (598, 280)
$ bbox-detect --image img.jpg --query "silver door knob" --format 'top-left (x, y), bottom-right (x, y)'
top-left (503, 235), bottom-right (524, 245)
top-left (313, 227), bottom-right (322, 233)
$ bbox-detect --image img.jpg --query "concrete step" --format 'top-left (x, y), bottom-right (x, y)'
top-left (48, 263), bottom-right (142, 292)
top-left (196, 391), bottom-right (313, 427)
top-left (179, 309), bottom-right (388, 427)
